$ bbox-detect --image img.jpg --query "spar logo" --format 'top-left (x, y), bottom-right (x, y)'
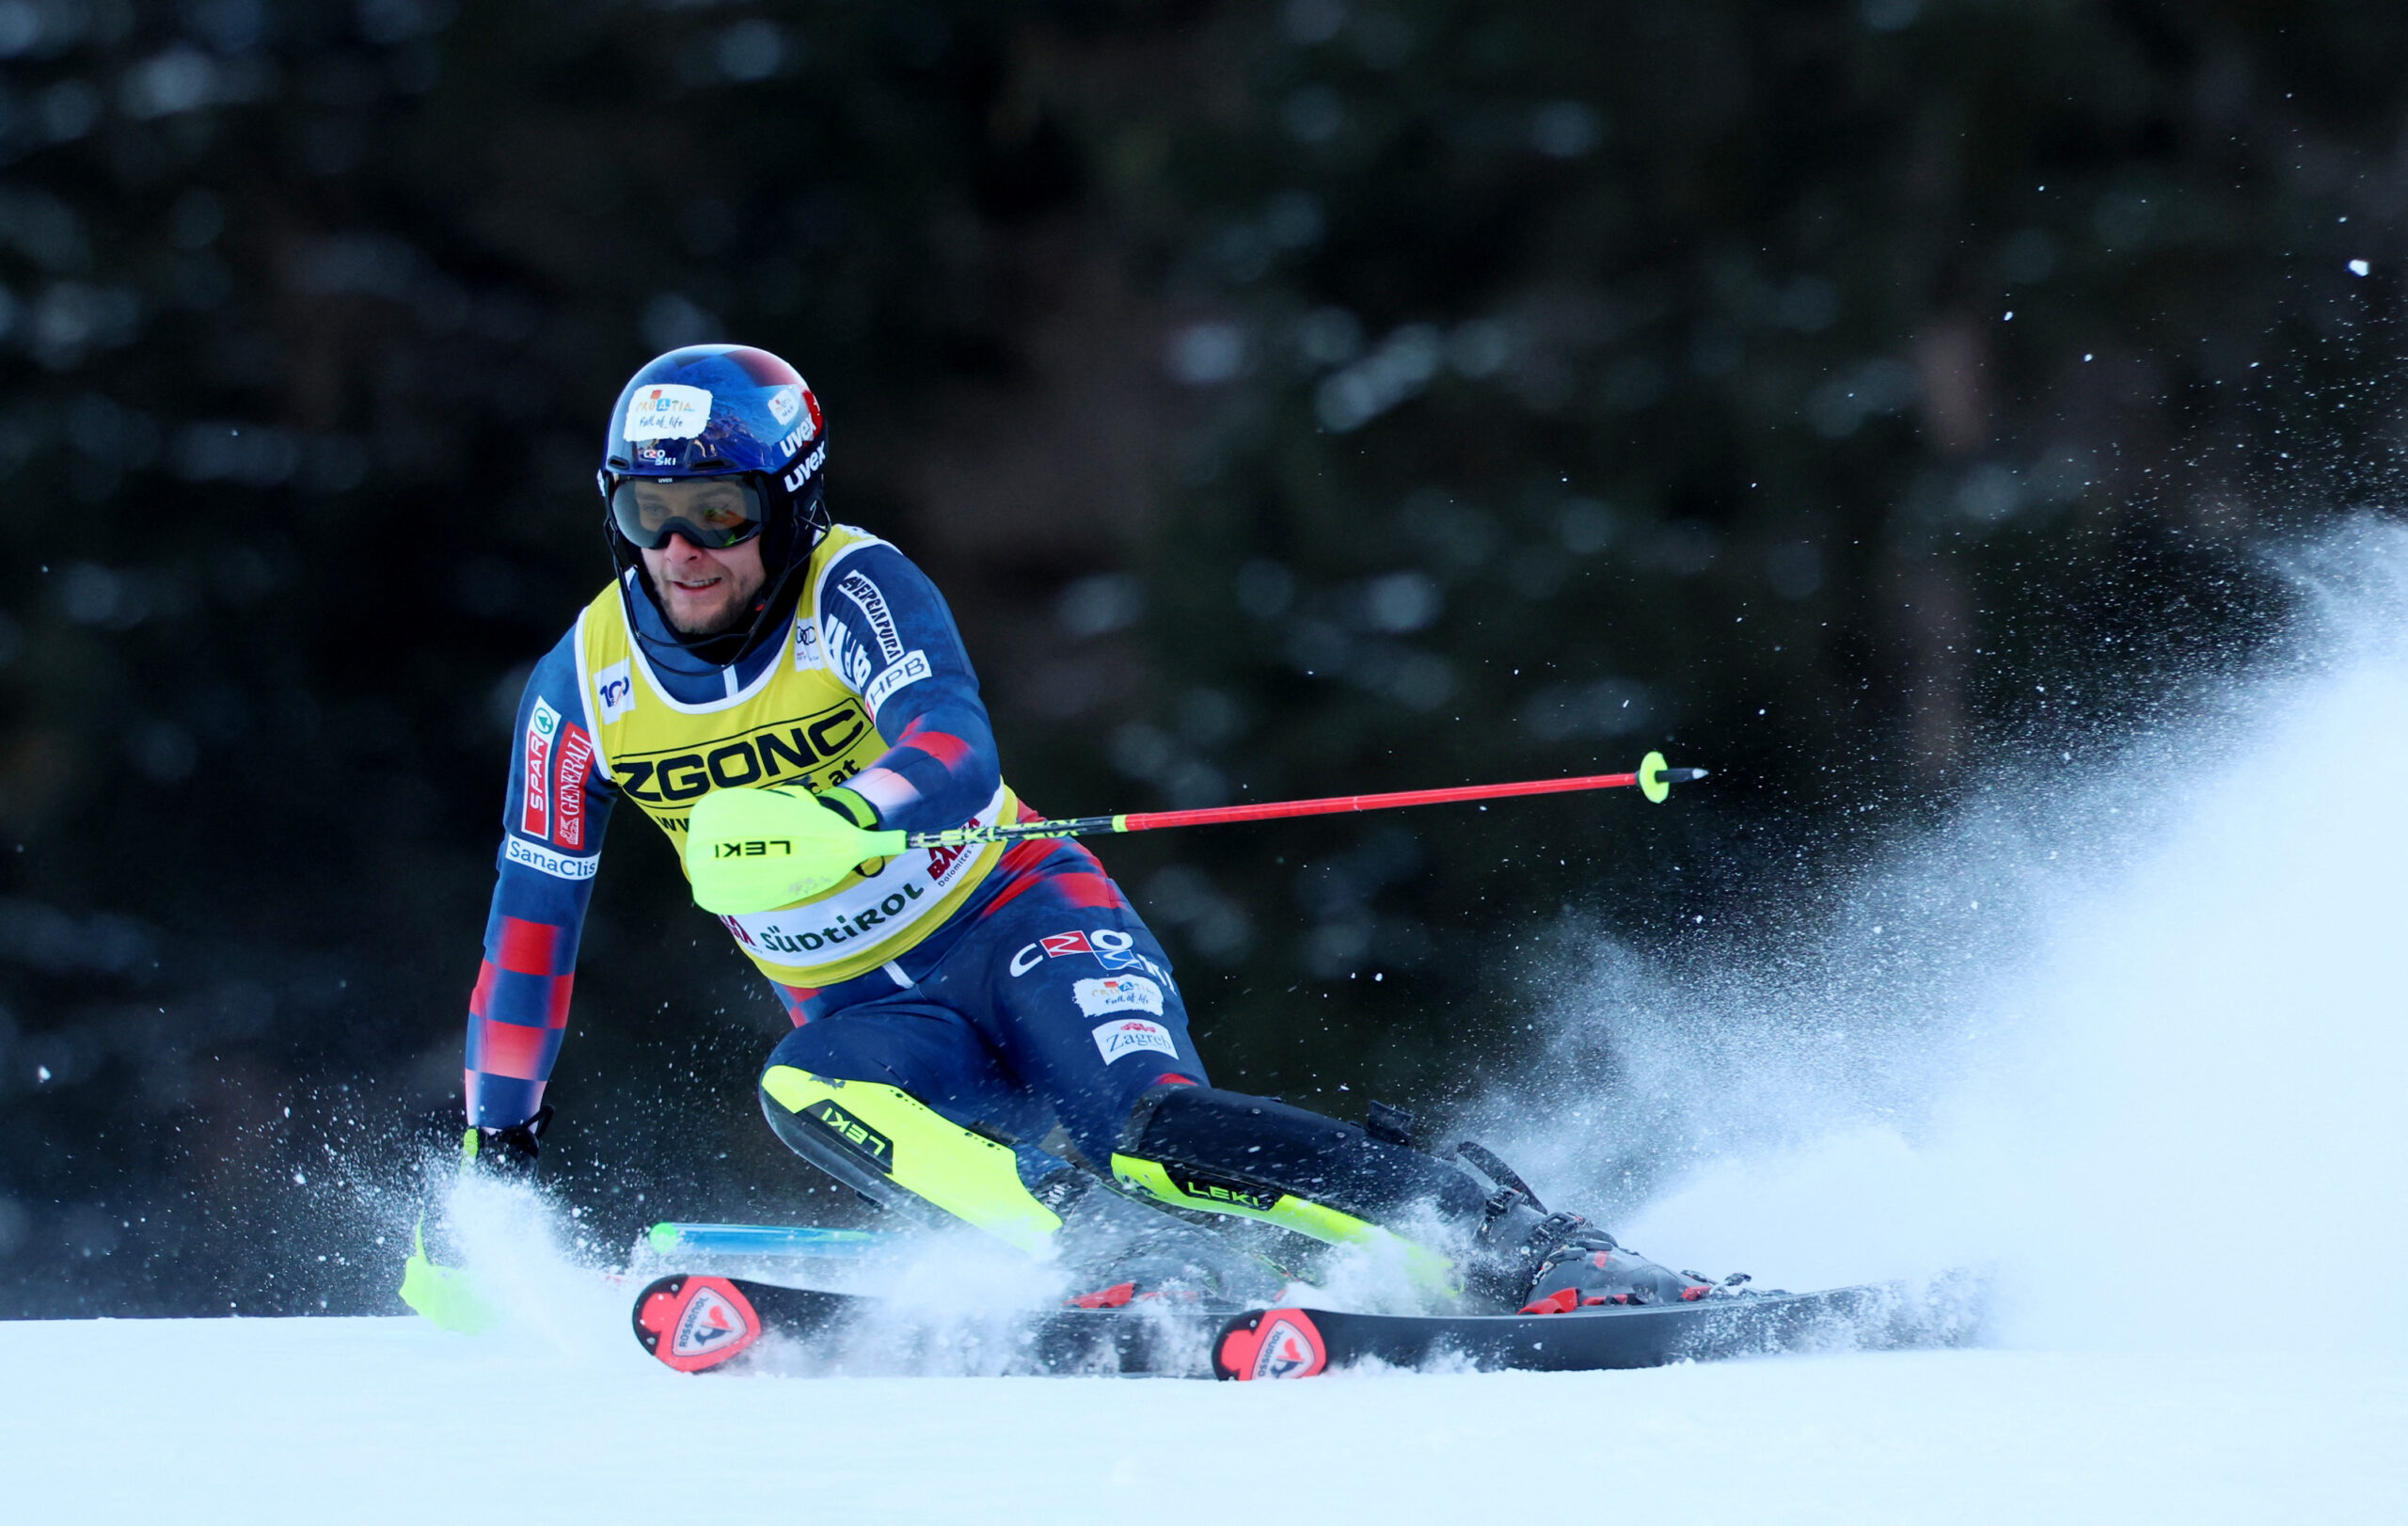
top-left (520, 699), bottom-right (560, 838)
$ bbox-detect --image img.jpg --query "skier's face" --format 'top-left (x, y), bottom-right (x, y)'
top-left (642, 526), bottom-right (768, 635)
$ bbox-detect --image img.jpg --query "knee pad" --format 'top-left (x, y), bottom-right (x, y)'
top-left (757, 1064), bottom-right (1063, 1254)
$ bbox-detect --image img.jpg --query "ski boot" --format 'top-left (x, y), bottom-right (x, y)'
top-left (1510, 1214), bottom-right (1719, 1311)
top-left (1449, 1140), bottom-right (1726, 1311)
top-left (1106, 1083), bottom-right (1742, 1313)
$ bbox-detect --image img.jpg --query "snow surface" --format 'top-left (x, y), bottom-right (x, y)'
top-left (10, 525), bottom-right (2408, 1521)
top-left (2, 1315), bottom-right (2399, 1524)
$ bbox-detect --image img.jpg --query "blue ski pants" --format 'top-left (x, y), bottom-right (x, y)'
top-left (758, 843), bottom-right (1207, 1175)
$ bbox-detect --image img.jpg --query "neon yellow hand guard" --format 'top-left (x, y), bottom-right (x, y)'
top-left (684, 786), bottom-right (908, 914)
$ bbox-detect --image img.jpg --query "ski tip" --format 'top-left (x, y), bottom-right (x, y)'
top-left (632, 1274), bottom-right (764, 1375)
top-left (1213, 1308), bottom-right (1328, 1382)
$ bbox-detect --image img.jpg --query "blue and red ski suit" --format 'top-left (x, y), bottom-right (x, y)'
top-left (465, 530), bottom-right (1205, 1176)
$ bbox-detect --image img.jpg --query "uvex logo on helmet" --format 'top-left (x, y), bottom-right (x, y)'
top-left (783, 440), bottom-right (827, 492)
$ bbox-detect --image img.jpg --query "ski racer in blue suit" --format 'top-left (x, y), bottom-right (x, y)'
top-left (460, 343), bottom-right (1718, 1313)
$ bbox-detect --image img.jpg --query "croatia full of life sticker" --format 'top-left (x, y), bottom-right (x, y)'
top-left (624, 384), bottom-right (711, 440)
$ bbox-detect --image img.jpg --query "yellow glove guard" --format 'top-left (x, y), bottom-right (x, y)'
top-left (684, 786), bottom-right (909, 915)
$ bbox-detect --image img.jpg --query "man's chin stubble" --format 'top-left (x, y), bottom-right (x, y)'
top-left (654, 567), bottom-right (763, 636)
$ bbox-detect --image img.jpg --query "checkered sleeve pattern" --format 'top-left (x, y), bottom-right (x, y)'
top-left (464, 634), bottom-right (610, 1129)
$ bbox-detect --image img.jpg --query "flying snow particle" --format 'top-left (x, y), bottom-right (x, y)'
top-left (2349, 260), bottom-right (2371, 277)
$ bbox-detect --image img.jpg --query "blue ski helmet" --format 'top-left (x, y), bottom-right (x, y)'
top-left (597, 343), bottom-right (832, 660)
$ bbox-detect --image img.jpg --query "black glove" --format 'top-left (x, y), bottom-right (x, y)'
top-left (462, 1105), bottom-right (552, 1178)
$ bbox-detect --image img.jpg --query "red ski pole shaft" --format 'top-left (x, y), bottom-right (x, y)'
top-left (902, 753), bottom-right (1706, 850)
top-left (1123, 771), bottom-right (1645, 830)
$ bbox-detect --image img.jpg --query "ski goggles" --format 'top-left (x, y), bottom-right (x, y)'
top-left (608, 474), bottom-right (769, 551)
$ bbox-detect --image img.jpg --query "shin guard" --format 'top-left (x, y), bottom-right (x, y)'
top-left (758, 1065), bottom-right (1063, 1253)
top-left (1109, 1087), bottom-right (1483, 1290)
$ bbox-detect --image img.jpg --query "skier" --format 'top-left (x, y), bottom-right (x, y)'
top-left (461, 342), bottom-right (1715, 1312)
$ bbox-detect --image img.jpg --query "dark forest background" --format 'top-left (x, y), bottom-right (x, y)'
top-left (2, 0), bottom-right (2402, 1315)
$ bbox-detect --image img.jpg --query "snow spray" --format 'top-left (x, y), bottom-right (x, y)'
top-left (432, 1166), bottom-right (1213, 1374)
top-left (436, 1172), bottom-right (632, 1352)
top-left (1481, 519), bottom-right (2408, 1356)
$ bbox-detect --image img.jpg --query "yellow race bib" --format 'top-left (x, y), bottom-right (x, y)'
top-left (574, 525), bottom-right (1015, 984)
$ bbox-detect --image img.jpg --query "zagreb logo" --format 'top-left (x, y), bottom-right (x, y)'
top-left (1091, 1016), bottom-right (1177, 1063)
